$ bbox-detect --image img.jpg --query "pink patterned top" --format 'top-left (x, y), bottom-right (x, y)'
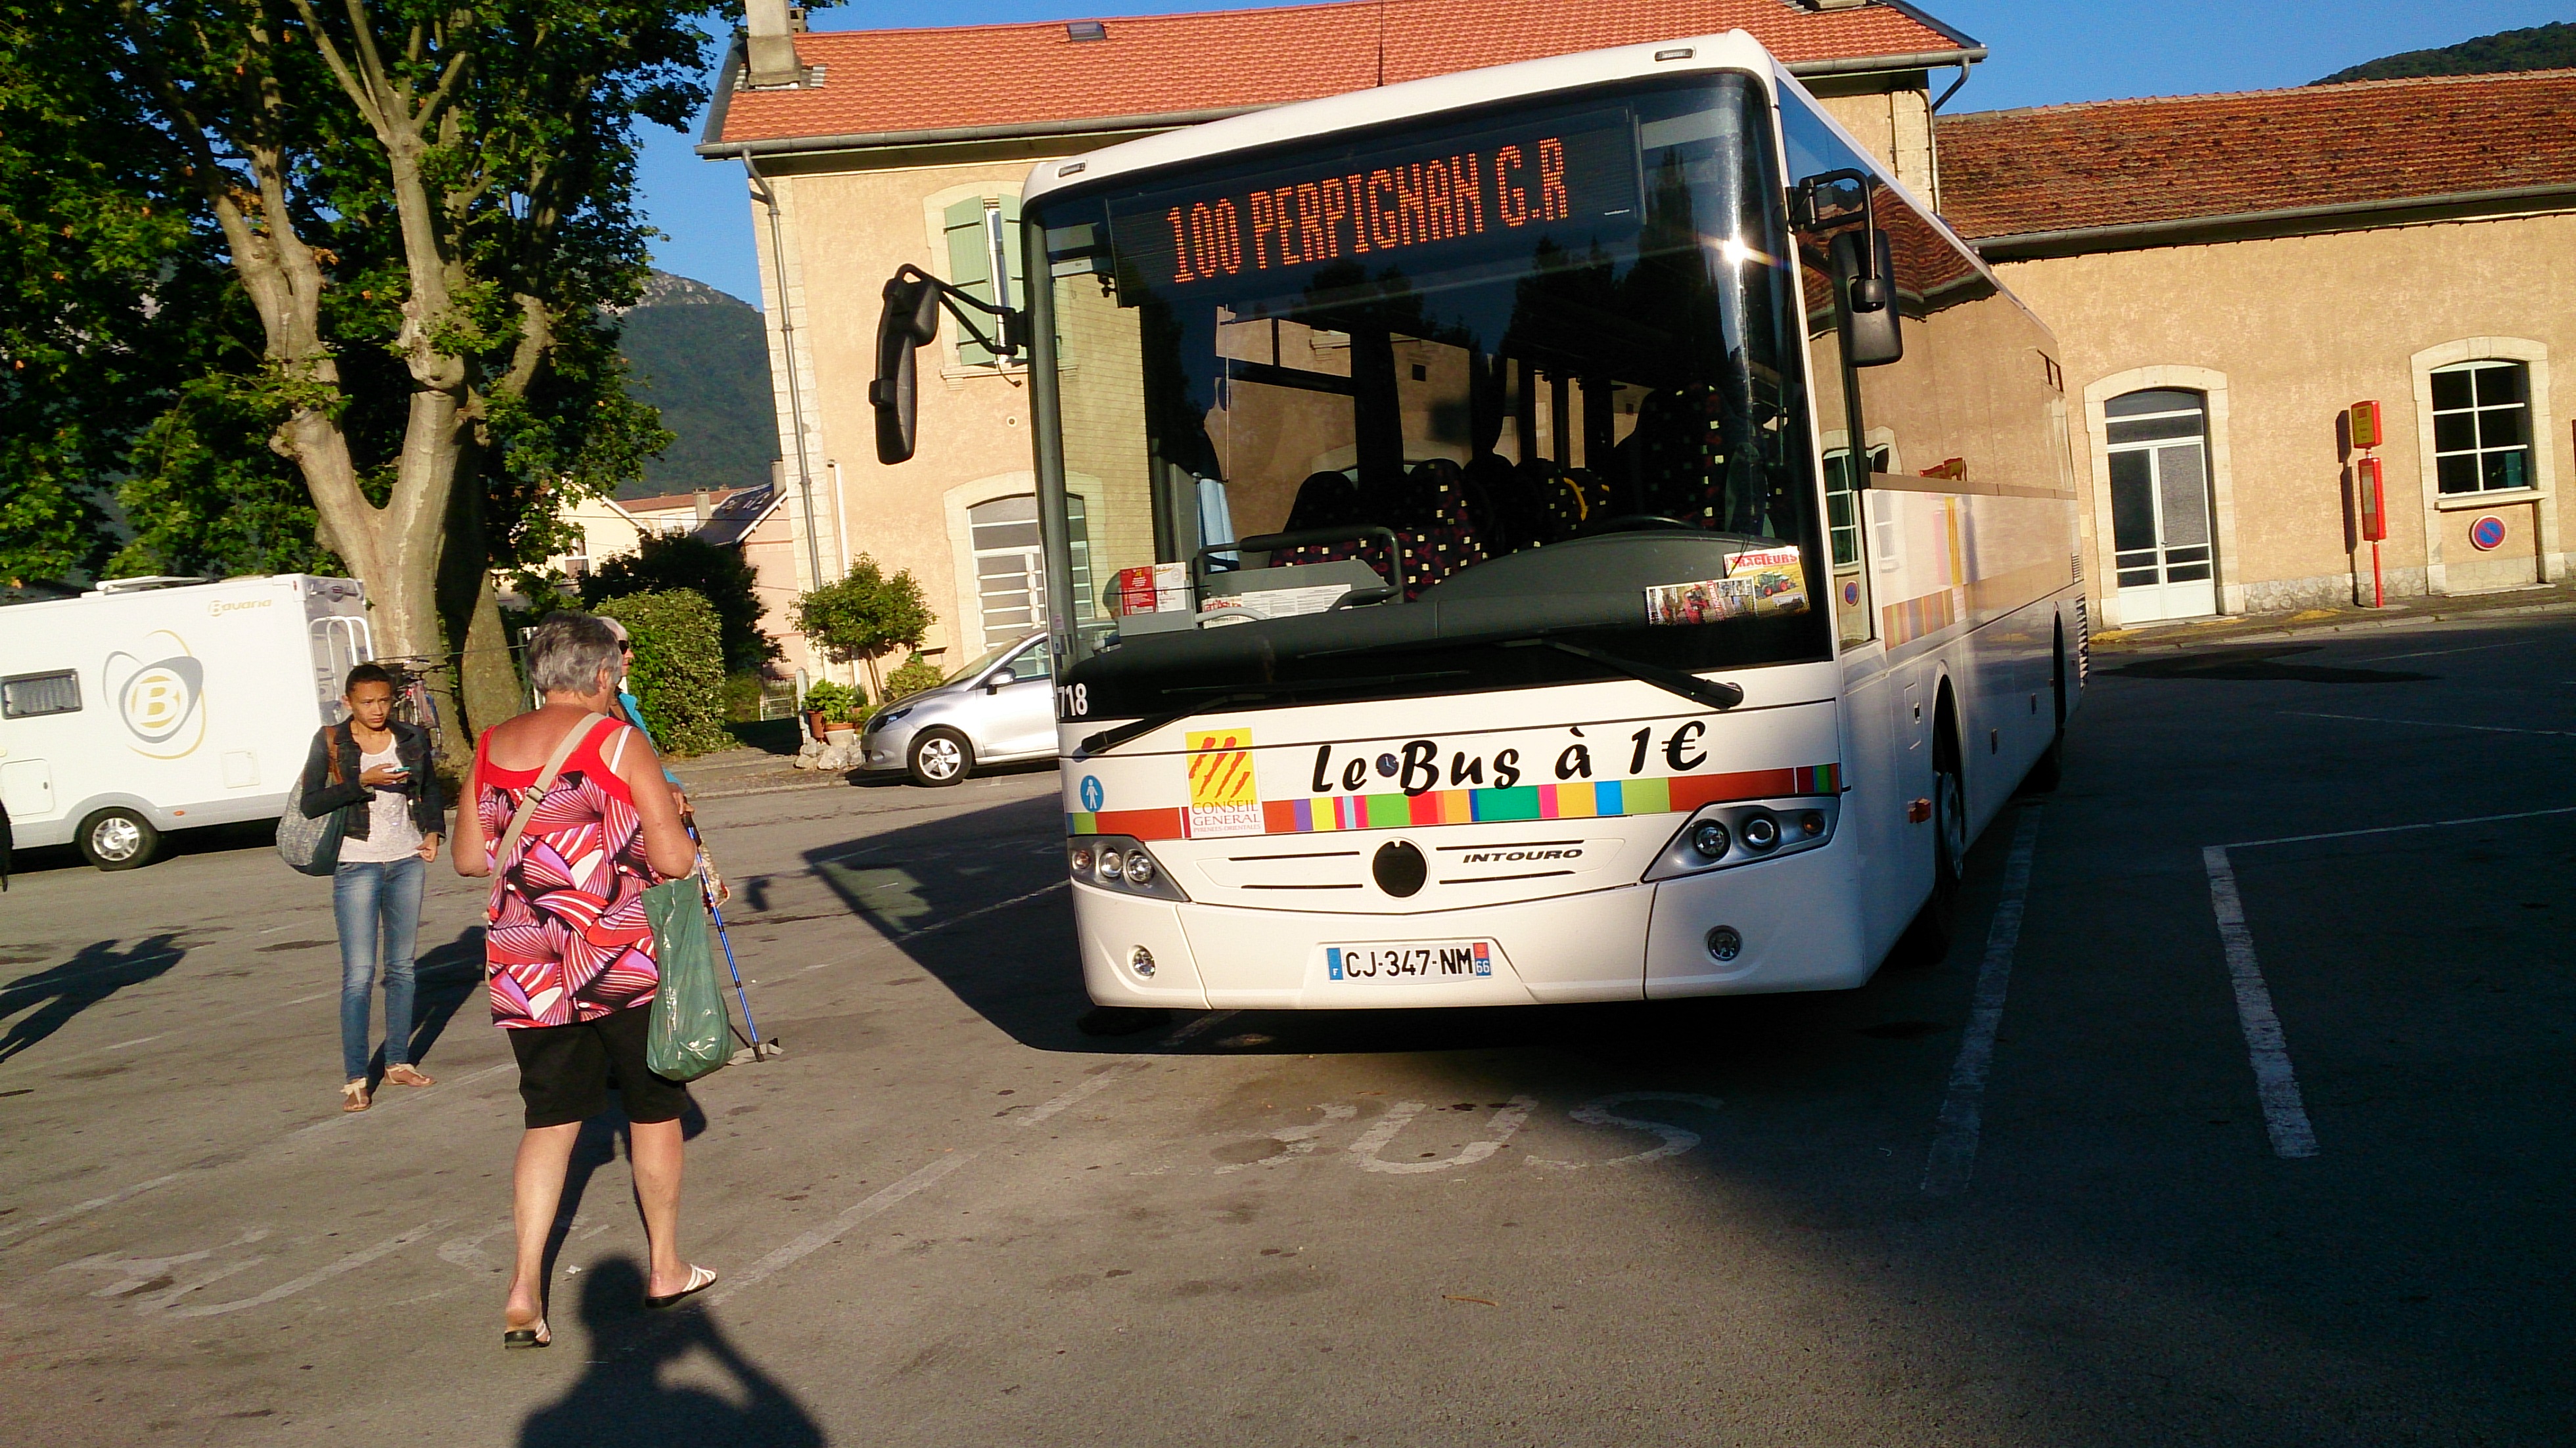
top-left (476, 717), bottom-right (660, 1028)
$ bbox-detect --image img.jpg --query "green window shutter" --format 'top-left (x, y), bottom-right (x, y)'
top-left (996, 194), bottom-right (1023, 311)
top-left (943, 197), bottom-right (995, 365)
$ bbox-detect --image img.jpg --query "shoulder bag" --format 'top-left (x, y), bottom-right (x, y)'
top-left (277, 724), bottom-right (350, 877)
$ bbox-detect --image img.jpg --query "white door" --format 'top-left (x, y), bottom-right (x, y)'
top-left (1, 759), bottom-right (55, 822)
top-left (987, 642), bottom-right (1057, 758)
top-left (2105, 390), bottom-right (2217, 623)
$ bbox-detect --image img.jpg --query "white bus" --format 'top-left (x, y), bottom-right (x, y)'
top-left (872, 31), bottom-right (2082, 1009)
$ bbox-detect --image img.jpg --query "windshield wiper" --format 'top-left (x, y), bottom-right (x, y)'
top-left (1499, 638), bottom-right (1745, 712)
top-left (1071, 671), bottom-right (1470, 759)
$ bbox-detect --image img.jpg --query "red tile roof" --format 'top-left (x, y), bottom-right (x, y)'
top-left (710, 0), bottom-right (1970, 148)
top-left (1937, 69), bottom-right (2576, 244)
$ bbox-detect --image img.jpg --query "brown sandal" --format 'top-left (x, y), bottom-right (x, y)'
top-left (382, 1064), bottom-right (435, 1087)
top-left (340, 1079), bottom-right (371, 1112)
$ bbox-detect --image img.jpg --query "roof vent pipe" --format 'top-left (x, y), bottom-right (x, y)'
top-left (746, 0), bottom-right (802, 89)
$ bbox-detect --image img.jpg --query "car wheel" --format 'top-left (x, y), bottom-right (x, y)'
top-left (908, 727), bottom-right (974, 787)
top-left (78, 807), bottom-right (160, 871)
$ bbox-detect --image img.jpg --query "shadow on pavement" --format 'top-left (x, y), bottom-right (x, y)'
top-left (798, 792), bottom-right (1095, 1051)
top-left (400, 926), bottom-right (486, 1070)
top-left (0, 934), bottom-right (187, 1064)
top-left (518, 1256), bottom-right (825, 1448)
top-left (2107, 644), bottom-right (2435, 683)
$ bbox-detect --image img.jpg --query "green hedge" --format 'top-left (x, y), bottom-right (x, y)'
top-left (597, 591), bottom-right (731, 757)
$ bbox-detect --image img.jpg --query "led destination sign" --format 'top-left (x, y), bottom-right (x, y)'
top-left (1105, 114), bottom-right (1638, 295)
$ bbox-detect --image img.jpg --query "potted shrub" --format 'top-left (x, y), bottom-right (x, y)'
top-left (800, 679), bottom-right (858, 742)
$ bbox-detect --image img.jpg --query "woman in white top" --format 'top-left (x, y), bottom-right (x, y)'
top-left (295, 662), bottom-right (445, 1112)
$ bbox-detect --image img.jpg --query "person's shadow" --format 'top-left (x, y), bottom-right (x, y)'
top-left (517, 1256), bottom-right (827, 1447)
top-left (0, 935), bottom-right (185, 1064)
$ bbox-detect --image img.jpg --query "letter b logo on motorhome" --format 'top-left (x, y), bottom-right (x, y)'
top-left (104, 630), bottom-right (206, 758)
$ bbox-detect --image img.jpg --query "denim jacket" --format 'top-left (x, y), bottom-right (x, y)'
top-left (297, 719), bottom-right (445, 840)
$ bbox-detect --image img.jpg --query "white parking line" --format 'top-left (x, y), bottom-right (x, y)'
top-left (2283, 710), bottom-right (2576, 740)
top-left (0, 1173), bottom-right (187, 1249)
top-left (1015, 1067), bottom-right (1136, 1128)
top-left (2222, 803), bottom-right (2576, 851)
top-left (708, 1154), bottom-right (975, 1305)
top-left (1921, 809), bottom-right (2044, 1196)
top-left (2201, 846), bottom-right (2319, 1160)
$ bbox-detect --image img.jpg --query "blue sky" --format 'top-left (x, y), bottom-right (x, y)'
top-left (637, 0), bottom-right (2575, 302)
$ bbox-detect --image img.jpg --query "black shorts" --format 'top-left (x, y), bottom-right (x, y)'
top-left (507, 1005), bottom-right (692, 1129)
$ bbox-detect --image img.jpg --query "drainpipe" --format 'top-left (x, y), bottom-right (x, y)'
top-left (741, 147), bottom-right (827, 591)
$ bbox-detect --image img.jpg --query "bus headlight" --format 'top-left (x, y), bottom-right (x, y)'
top-left (1644, 798), bottom-right (1838, 882)
top-left (1069, 834), bottom-right (1189, 901)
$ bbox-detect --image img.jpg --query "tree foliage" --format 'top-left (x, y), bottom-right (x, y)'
top-left (2317, 22), bottom-right (2576, 83)
top-left (596, 589), bottom-right (729, 757)
top-left (578, 530), bottom-right (778, 675)
top-left (791, 554), bottom-right (933, 700)
top-left (0, 0), bottom-right (716, 737)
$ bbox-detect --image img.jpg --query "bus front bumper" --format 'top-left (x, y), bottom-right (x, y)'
top-left (1072, 836), bottom-right (1874, 1010)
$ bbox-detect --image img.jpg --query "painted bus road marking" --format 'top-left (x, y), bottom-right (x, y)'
top-left (156, 1222), bottom-right (448, 1319)
top-left (2202, 846), bottom-right (2320, 1160)
top-left (1215, 1103), bottom-right (1357, 1175)
top-left (1922, 808), bottom-right (2044, 1196)
top-left (55, 1222), bottom-right (445, 1319)
top-left (1528, 1093), bottom-right (1726, 1169)
top-left (54, 1230), bottom-right (269, 1299)
top-left (1348, 1097), bottom-right (1536, 1175)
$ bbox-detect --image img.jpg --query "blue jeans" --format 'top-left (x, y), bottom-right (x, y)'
top-left (333, 855), bottom-right (425, 1079)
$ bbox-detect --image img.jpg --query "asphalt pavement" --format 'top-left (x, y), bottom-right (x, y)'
top-left (1, 614), bottom-right (2570, 1446)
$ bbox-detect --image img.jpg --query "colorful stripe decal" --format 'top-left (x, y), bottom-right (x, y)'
top-left (1069, 763), bottom-right (1840, 841)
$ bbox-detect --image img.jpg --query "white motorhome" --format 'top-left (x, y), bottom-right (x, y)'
top-left (0, 574), bottom-right (373, 869)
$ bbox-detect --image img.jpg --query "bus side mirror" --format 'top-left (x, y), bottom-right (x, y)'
top-left (1832, 229), bottom-right (1903, 367)
top-left (869, 275), bottom-right (942, 464)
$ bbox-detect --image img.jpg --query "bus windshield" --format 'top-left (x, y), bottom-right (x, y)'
top-left (1028, 73), bottom-right (1829, 723)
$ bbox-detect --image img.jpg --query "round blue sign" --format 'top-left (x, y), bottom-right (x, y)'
top-left (1078, 775), bottom-right (1105, 811)
top-left (2470, 514), bottom-right (2507, 551)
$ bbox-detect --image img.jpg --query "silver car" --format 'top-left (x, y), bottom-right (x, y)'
top-left (861, 632), bottom-right (1059, 786)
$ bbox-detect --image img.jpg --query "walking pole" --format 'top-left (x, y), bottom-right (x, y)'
top-left (704, 876), bottom-right (775, 1063)
top-left (689, 823), bottom-right (777, 1063)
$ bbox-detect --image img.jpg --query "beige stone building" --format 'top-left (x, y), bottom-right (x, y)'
top-left (696, 0), bottom-right (1984, 683)
top-left (1939, 70), bottom-right (2576, 627)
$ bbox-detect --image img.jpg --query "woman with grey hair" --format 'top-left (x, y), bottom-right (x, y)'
top-left (453, 612), bottom-right (712, 1347)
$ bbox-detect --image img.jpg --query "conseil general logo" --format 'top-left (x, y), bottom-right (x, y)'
top-left (102, 629), bottom-right (207, 759)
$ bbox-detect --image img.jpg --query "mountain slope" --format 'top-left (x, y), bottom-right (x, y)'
top-left (2317, 21), bottom-right (2576, 83)
top-left (615, 271), bottom-right (777, 502)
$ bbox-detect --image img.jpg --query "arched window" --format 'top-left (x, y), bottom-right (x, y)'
top-left (2105, 388), bottom-right (2215, 622)
top-left (2430, 360), bottom-right (2533, 495)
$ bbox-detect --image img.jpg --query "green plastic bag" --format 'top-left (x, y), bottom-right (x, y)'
top-left (644, 878), bottom-right (729, 1082)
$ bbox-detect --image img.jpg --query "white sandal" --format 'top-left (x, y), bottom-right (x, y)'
top-left (340, 1079), bottom-right (371, 1112)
